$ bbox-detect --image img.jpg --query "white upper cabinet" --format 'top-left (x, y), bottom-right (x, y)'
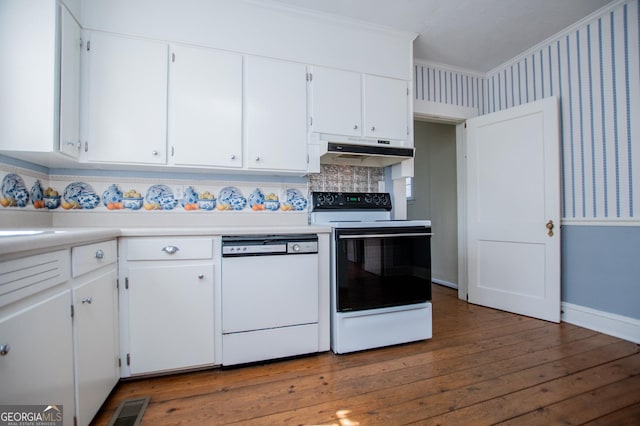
top-left (309, 67), bottom-right (362, 137)
top-left (85, 32), bottom-right (168, 164)
top-left (169, 45), bottom-right (243, 168)
top-left (0, 0), bottom-right (57, 153)
top-left (363, 74), bottom-right (409, 141)
top-left (309, 67), bottom-right (409, 142)
top-left (59, 6), bottom-right (82, 158)
top-left (246, 56), bottom-right (308, 172)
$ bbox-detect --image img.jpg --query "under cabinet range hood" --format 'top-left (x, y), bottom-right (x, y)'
top-left (313, 136), bottom-right (414, 168)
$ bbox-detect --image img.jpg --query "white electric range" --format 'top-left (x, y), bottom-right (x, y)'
top-left (310, 191), bottom-right (433, 354)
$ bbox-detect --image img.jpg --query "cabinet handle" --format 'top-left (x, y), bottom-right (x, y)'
top-left (0, 344), bottom-right (9, 356)
top-left (198, 274), bottom-right (204, 279)
top-left (162, 245), bottom-right (180, 255)
top-left (230, 154), bottom-right (236, 160)
top-left (152, 150), bottom-right (159, 156)
top-left (353, 125), bottom-right (358, 130)
top-left (255, 156), bottom-right (260, 162)
top-left (371, 126), bottom-right (376, 132)
top-left (95, 249), bottom-right (105, 259)
top-left (82, 297), bottom-right (93, 304)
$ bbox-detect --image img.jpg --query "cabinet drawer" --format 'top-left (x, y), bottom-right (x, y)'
top-left (72, 240), bottom-right (117, 278)
top-left (126, 237), bottom-right (213, 261)
top-left (0, 250), bottom-right (70, 307)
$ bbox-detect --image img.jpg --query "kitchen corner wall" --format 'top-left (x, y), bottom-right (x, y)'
top-left (485, 0), bottom-right (639, 222)
top-left (417, 0), bottom-right (638, 222)
top-left (483, 0), bottom-right (640, 325)
top-left (413, 0), bottom-right (640, 329)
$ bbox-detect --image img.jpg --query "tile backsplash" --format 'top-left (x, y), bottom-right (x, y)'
top-left (308, 165), bottom-right (384, 193)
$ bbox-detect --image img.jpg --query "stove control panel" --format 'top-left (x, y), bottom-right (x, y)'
top-left (311, 192), bottom-right (392, 211)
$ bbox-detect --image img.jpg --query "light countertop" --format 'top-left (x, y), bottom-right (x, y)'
top-left (0, 225), bottom-right (331, 258)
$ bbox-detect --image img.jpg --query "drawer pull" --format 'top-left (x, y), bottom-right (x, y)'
top-left (95, 249), bottom-right (105, 259)
top-left (162, 246), bottom-right (180, 255)
top-left (0, 344), bottom-right (10, 356)
top-left (82, 297), bottom-right (93, 304)
top-left (198, 274), bottom-right (204, 279)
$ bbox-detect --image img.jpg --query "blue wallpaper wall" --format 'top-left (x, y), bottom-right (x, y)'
top-left (415, 0), bottom-right (640, 322)
top-left (486, 0), bottom-right (639, 220)
top-left (414, 64), bottom-right (484, 113)
top-left (417, 0), bottom-right (639, 221)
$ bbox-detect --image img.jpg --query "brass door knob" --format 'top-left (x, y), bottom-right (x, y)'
top-left (546, 220), bottom-right (554, 237)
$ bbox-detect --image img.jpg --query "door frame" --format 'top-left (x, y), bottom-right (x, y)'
top-left (411, 115), bottom-right (468, 301)
top-left (455, 123), bottom-right (468, 301)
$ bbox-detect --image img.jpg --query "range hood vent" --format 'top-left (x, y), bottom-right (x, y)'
top-left (319, 142), bottom-right (414, 168)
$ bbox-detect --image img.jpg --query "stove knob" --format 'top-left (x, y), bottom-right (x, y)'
top-left (364, 194), bottom-right (372, 204)
top-left (326, 194), bottom-right (335, 205)
top-left (372, 194), bottom-right (380, 204)
top-left (316, 194), bottom-right (324, 205)
top-left (380, 194), bottom-right (388, 206)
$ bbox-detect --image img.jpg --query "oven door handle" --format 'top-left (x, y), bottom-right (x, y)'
top-left (338, 232), bottom-right (433, 239)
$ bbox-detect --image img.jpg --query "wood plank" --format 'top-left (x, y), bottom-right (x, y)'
top-left (497, 376), bottom-right (640, 425)
top-left (232, 338), bottom-right (637, 425)
top-left (413, 354), bottom-right (640, 425)
top-left (583, 402), bottom-right (640, 425)
top-left (91, 286), bottom-right (640, 426)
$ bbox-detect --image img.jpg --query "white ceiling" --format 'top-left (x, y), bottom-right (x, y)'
top-left (257, 0), bottom-right (615, 73)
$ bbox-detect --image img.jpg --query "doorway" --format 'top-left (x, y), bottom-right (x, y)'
top-left (408, 120), bottom-right (459, 290)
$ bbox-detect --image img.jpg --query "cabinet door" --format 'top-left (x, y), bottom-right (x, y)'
top-left (246, 57), bottom-right (308, 172)
top-left (73, 269), bottom-right (119, 426)
top-left (127, 263), bottom-right (214, 375)
top-left (0, 0), bottom-right (56, 152)
top-left (363, 75), bottom-right (409, 140)
top-left (170, 45), bottom-right (242, 168)
top-left (0, 291), bottom-right (75, 426)
top-left (310, 67), bottom-right (362, 137)
top-left (59, 6), bottom-right (81, 158)
top-left (86, 32), bottom-right (168, 164)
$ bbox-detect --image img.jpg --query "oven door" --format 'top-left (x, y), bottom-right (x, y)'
top-left (334, 226), bottom-right (432, 312)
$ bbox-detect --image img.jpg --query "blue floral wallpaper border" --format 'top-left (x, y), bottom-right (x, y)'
top-left (0, 172), bottom-right (308, 213)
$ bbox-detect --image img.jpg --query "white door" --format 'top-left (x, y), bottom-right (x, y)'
top-left (221, 254), bottom-right (318, 333)
top-left (86, 32), bottom-right (168, 164)
top-left (466, 96), bottom-right (561, 322)
top-left (310, 66), bottom-right (362, 137)
top-left (363, 75), bottom-right (408, 140)
top-left (59, 6), bottom-right (81, 158)
top-left (245, 56), bottom-right (308, 172)
top-left (128, 263), bottom-right (214, 374)
top-left (169, 44), bottom-right (243, 168)
top-left (73, 270), bottom-right (119, 426)
top-left (0, 291), bottom-right (75, 426)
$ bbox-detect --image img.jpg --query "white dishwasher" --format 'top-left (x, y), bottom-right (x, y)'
top-left (221, 234), bottom-right (319, 366)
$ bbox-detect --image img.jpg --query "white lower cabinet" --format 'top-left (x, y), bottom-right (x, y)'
top-left (0, 250), bottom-right (74, 425)
top-left (70, 240), bottom-right (119, 426)
top-left (0, 290), bottom-right (75, 425)
top-left (119, 237), bottom-right (216, 377)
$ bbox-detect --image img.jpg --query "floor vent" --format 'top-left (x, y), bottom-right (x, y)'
top-left (107, 396), bottom-right (150, 426)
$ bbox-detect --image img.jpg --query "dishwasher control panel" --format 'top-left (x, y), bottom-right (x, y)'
top-left (222, 235), bottom-right (318, 256)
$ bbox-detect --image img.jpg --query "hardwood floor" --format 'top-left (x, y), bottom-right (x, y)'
top-left (92, 285), bottom-right (640, 425)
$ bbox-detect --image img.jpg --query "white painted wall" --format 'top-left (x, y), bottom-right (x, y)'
top-left (81, 0), bottom-right (415, 80)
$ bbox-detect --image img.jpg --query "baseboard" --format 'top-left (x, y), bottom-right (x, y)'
top-left (561, 302), bottom-right (640, 344)
top-left (432, 278), bottom-right (458, 289)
